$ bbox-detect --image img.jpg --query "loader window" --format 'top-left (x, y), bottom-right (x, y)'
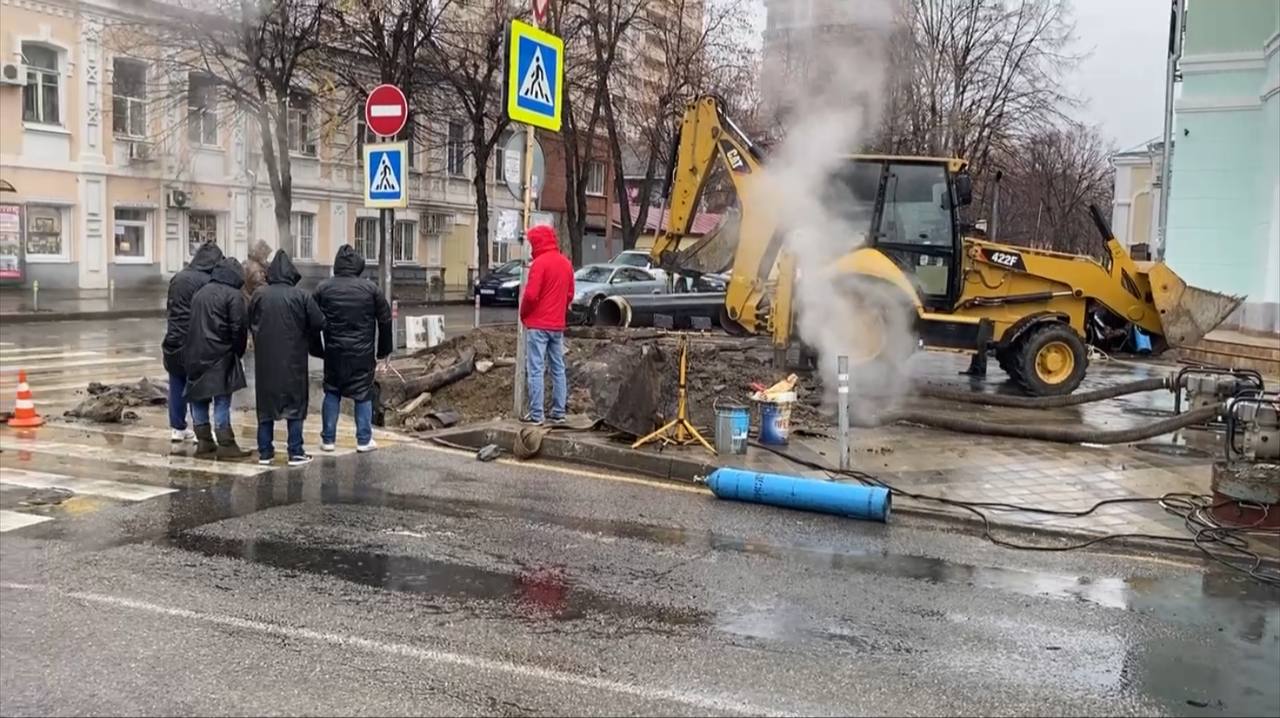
top-left (823, 161), bottom-right (881, 252)
top-left (879, 163), bottom-right (959, 305)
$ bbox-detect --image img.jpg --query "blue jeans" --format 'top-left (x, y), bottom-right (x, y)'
top-left (257, 419), bottom-right (304, 460)
top-left (526, 329), bottom-right (567, 422)
top-left (190, 395), bottom-right (232, 430)
top-left (168, 372), bottom-right (190, 431)
top-left (321, 391), bottom-right (372, 446)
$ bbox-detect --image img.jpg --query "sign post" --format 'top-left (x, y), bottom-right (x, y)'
top-left (506, 18), bottom-right (564, 420)
top-left (364, 85), bottom-right (409, 348)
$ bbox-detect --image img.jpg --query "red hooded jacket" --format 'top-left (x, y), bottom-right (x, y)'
top-left (520, 225), bottom-right (575, 331)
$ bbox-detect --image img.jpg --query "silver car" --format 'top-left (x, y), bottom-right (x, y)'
top-left (570, 263), bottom-right (666, 320)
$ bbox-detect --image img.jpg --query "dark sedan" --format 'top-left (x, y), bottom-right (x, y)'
top-left (475, 260), bottom-right (526, 305)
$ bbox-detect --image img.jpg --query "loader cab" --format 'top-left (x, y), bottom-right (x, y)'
top-left (840, 156), bottom-right (971, 310)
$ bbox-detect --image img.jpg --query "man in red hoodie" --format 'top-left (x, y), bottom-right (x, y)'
top-left (519, 225), bottom-right (575, 424)
top-left (519, 223), bottom-right (581, 422)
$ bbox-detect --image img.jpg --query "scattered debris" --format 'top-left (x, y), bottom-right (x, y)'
top-left (399, 391), bottom-right (432, 415)
top-left (475, 360), bottom-right (495, 375)
top-left (64, 377), bottom-right (167, 423)
top-left (476, 444), bottom-right (502, 462)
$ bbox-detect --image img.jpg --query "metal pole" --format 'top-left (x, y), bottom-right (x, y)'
top-left (990, 170), bottom-right (1002, 241)
top-left (108, 278), bottom-right (115, 308)
top-left (1157, 0), bottom-right (1184, 261)
top-left (513, 122), bottom-right (536, 418)
top-left (837, 355), bottom-right (849, 472)
top-left (31, 280), bottom-right (38, 313)
top-left (379, 207), bottom-right (394, 347)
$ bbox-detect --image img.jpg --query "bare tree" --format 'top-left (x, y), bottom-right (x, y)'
top-left (992, 121), bottom-right (1114, 254)
top-left (124, 0), bottom-right (330, 246)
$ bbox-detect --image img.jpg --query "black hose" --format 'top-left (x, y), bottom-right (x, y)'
top-left (917, 376), bottom-right (1170, 408)
top-left (855, 403), bottom-right (1221, 444)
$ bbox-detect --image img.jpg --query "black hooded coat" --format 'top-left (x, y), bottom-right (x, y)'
top-left (314, 245), bottom-right (392, 401)
top-left (162, 242), bottom-right (223, 375)
top-left (248, 251), bottom-right (325, 422)
top-left (183, 257), bottom-right (249, 402)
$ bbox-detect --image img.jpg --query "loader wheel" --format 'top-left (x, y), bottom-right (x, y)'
top-left (833, 277), bottom-right (918, 398)
top-left (1012, 323), bottom-right (1088, 396)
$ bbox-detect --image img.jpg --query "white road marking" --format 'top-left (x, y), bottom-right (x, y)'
top-left (0, 582), bottom-right (789, 716)
top-left (1, 439), bottom-right (269, 478)
top-left (0, 356), bottom-right (155, 373)
top-left (0, 351), bottom-right (102, 363)
top-left (0, 373), bottom-right (166, 395)
top-left (41, 423), bottom-right (362, 454)
top-left (0, 467), bottom-right (176, 501)
top-left (0, 511), bottom-right (53, 532)
top-left (0, 346), bottom-right (79, 356)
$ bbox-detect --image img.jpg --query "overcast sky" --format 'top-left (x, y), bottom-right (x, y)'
top-left (745, 0), bottom-right (1171, 151)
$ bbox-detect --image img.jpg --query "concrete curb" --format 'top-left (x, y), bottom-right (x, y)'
top-left (424, 423), bottom-right (1276, 567)
top-left (0, 298), bottom-right (479, 324)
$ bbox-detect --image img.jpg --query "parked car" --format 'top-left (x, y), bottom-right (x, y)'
top-left (475, 260), bottom-right (526, 305)
top-left (610, 250), bottom-right (668, 284)
top-left (611, 250), bottom-right (727, 293)
top-left (569, 263), bottom-right (667, 323)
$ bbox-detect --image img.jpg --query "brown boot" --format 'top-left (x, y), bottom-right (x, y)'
top-left (215, 426), bottom-right (253, 459)
top-left (193, 424), bottom-right (218, 458)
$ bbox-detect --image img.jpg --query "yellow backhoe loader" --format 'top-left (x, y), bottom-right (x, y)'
top-left (633, 96), bottom-right (1242, 396)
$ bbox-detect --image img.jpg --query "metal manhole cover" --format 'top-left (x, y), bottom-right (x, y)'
top-left (1134, 443), bottom-right (1212, 459)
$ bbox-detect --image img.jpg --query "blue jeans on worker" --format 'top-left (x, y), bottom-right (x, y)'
top-left (525, 329), bottom-right (567, 422)
top-left (167, 372), bottom-right (190, 431)
top-left (190, 395), bottom-right (232, 430)
top-left (257, 418), bottom-right (304, 460)
top-left (321, 391), bottom-right (373, 446)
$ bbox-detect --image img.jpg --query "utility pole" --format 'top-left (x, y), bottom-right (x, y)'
top-left (1157, 0), bottom-right (1185, 261)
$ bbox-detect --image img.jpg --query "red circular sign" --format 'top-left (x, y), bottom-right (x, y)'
top-left (364, 84), bottom-right (408, 137)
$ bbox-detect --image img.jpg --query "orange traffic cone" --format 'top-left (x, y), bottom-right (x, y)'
top-left (7, 370), bottom-right (44, 428)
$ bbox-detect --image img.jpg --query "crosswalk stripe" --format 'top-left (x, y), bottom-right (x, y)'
top-left (0, 357), bottom-right (156, 374)
top-left (0, 375), bottom-right (167, 395)
top-left (0, 346), bottom-right (76, 356)
top-left (0, 351), bottom-right (103, 363)
top-left (0, 510), bottom-right (53, 532)
top-left (2, 438), bottom-right (270, 478)
top-left (0, 467), bottom-right (176, 502)
top-left (39, 422), bottom-right (367, 454)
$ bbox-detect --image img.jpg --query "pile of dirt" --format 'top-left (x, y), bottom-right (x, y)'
top-left (65, 377), bottom-right (168, 423)
top-left (377, 326), bottom-right (825, 436)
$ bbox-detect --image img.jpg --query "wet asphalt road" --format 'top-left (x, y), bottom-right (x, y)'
top-left (2, 438), bottom-right (1278, 716)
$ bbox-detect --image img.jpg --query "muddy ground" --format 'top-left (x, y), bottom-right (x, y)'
top-left (376, 326), bottom-right (824, 435)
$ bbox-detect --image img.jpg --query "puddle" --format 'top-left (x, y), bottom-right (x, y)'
top-left (169, 531), bottom-right (706, 628)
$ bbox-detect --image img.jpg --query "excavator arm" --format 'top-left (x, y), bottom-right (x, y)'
top-left (649, 96), bottom-right (791, 341)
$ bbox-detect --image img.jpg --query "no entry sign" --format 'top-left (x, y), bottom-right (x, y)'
top-left (364, 84), bottom-right (408, 137)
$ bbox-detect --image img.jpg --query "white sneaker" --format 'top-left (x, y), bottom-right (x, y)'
top-left (356, 440), bottom-right (378, 453)
top-left (321, 443), bottom-right (336, 452)
top-left (171, 428), bottom-right (196, 443)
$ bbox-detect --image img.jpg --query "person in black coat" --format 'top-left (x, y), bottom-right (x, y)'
top-left (184, 256), bottom-right (251, 459)
top-left (314, 245), bottom-right (392, 452)
top-left (248, 251), bottom-right (325, 466)
top-left (162, 242), bottom-right (223, 443)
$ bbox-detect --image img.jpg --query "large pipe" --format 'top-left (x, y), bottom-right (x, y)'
top-left (917, 376), bottom-right (1171, 408)
top-left (595, 294), bottom-right (727, 329)
top-left (705, 468), bottom-right (891, 522)
top-left (856, 403), bottom-right (1220, 444)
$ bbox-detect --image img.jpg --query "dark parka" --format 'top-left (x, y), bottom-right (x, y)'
top-left (183, 257), bottom-right (249, 402)
top-left (314, 245), bottom-right (392, 401)
top-left (248, 251), bottom-right (325, 422)
top-left (162, 242), bottom-right (223, 375)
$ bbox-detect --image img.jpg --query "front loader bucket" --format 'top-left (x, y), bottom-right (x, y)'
top-left (1146, 263), bottom-right (1245, 347)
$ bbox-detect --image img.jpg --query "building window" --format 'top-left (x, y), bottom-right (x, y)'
top-left (187, 74), bottom-right (219, 146)
top-left (25, 205), bottom-right (65, 258)
top-left (113, 208), bottom-right (150, 261)
top-left (393, 220), bottom-right (416, 264)
top-left (491, 240), bottom-right (511, 265)
top-left (288, 96), bottom-right (316, 156)
top-left (355, 119), bottom-right (376, 165)
top-left (354, 216), bottom-right (379, 260)
top-left (188, 212), bottom-right (218, 257)
top-left (112, 59), bottom-right (147, 137)
top-left (586, 160), bottom-right (606, 196)
top-left (290, 212), bottom-right (314, 260)
top-left (494, 131), bottom-right (513, 182)
top-left (447, 121), bottom-right (466, 176)
top-left (21, 44), bottom-right (60, 125)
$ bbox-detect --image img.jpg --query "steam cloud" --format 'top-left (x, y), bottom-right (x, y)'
top-left (753, 0), bottom-right (913, 414)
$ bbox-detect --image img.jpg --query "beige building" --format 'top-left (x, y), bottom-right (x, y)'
top-left (0, 0), bottom-right (499, 292)
top-left (1110, 138), bottom-right (1164, 260)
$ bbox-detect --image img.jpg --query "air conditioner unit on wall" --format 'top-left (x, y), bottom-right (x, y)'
top-left (167, 189), bottom-right (190, 210)
top-left (128, 141), bottom-right (154, 162)
top-left (0, 63), bottom-right (26, 87)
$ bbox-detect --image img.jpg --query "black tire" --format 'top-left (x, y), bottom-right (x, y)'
top-left (828, 277), bottom-right (918, 398)
top-left (1012, 323), bottom-right (1088, 396)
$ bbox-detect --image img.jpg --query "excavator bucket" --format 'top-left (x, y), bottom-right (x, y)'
top-left (1145, 262), bottom-right (1244, 347)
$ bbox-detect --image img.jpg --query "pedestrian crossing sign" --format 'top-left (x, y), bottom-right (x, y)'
top-left (507, 20), bottom-right (563, 132)
top-left (363, 142), bottom-right (408, 208)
